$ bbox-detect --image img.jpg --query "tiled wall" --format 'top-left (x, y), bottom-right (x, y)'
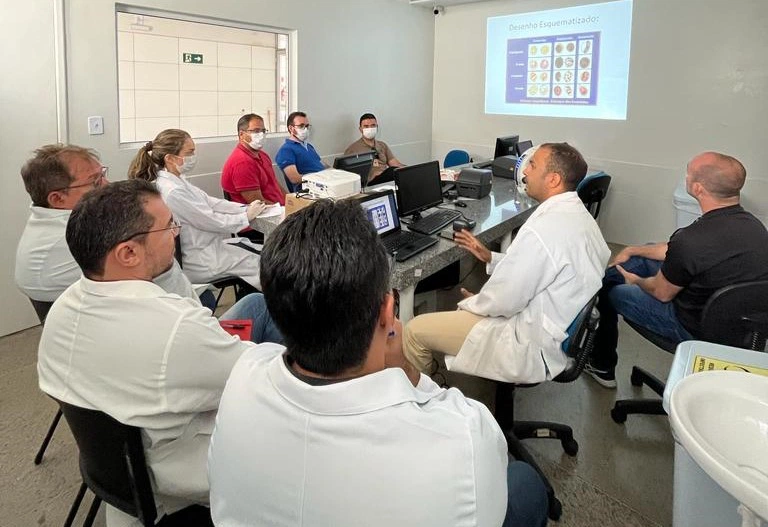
top-left (117, 15), bottom-right (280, 143)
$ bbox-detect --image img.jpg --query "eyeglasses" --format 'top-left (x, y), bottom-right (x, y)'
top-left (245, 128), bottom-right (268, 134)
top-left (53, 166), bottom-right (108, 192)
top-left (293, 123), bottom-right (311, 130)
top-left (120, 220), bottom-right (182, 243)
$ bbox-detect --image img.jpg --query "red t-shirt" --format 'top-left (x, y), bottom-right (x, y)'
top-left (221, 144), bottom-right (285, 206)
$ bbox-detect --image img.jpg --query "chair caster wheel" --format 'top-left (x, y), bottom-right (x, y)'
top-left (562, 438), bottom-right (579, 456)
top-left (611, 407), bottom-right (627, 424)
top-left (630, 368), bottom-right (644, 387)
top-left (548, 496), bottom-right (562, 521)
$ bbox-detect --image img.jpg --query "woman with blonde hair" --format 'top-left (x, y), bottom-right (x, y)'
top-left (129, 129), bottom-right (265, 289)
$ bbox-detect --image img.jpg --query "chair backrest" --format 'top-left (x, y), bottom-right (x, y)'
top-left (29, 299), bottom-right (54, 325)
top-left (577, 174), bottom-right (612, 219)
top-left (277, 166), bottom-right (302, 193)
top-left (444, 149), bottom-right (471, 168)
top-left (554, 293), bottom-right (600, 383)
top-left (700, 280), bottom-right (768, 350)
top-left (55, 398), bottom-right (157, 526)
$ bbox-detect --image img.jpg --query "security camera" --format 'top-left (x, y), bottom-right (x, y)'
top-left (433, 5), bottom-right (444, 15)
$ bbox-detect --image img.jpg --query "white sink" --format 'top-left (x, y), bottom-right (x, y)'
top-left (669, 370), bottom-right (768, 521)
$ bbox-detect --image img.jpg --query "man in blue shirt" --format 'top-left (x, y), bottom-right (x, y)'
top-left (275, 111), bottom-right (326, 192)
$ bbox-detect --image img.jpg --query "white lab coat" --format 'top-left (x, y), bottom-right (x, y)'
top-left (15, 204), bottom-right (199, 302)
top-left (450, 191), bottom-right (610, 383)
top-left (37, 278), bottom-right (261, 519)
top-left (209, 347), bottom-right (508, 527)
top-left (15, 205), bottom-right (82, 302)
top-left (155, 170), bottom-right (261, 289)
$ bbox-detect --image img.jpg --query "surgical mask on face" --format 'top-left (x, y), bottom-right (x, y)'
top-left (249, 132), bottom-right (265, 150)
top-left (362, 126), bottom-right (377, 140)
top-left (178, 155), bottom-right (197, 174)
top-left (294, 127), bottom-right (309, 142)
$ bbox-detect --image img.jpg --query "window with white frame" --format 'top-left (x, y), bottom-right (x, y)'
top-left (116, 8), bottom-right (290, 144)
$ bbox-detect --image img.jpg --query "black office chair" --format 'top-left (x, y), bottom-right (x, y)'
top-left (611, 280), bottom-right (768, 423)
top-left (174, 236), bottom-right (256, 311)
top-left (221, 189), bottom-right (265, 244)
top-left (577, 174), bottom-right (612, 219)
top-left (56, 398), bottom-right (213, 527)
top-left (26, 298), bottom-right (64, 466)
top-left (494, 294), bottom-right (600, 521)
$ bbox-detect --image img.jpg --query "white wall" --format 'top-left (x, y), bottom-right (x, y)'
top-left (0, 0), bottom-right (434, 336)
top-left (432, 0), bottom-right (768, 244)
top-left (64, 0), bottom-right (435, 187)
top-left (0, 0), bottom-right (60, 335)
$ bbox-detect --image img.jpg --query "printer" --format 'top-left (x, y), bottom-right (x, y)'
top-left (491, 155), bottom-right (519, 180)
top-left (301, 168), bottom-right (361, 199)
top-left (457, 168), bottom-right (492, 199)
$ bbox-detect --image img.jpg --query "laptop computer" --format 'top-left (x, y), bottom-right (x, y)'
top-left (358, 190), bottom-right (438, 262)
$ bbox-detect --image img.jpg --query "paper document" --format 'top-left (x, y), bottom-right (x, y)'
top-left (258, 204), bottom-right (283, 218)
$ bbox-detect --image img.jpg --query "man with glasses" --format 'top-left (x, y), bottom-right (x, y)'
top-left (275, 111), bottom-right (326, 193)
top-left (38, 179), bottom-right (279, 525)
top-left (15, 144), bottom-right (110, 301)
top-left (221, 113), bottom-right (286, 206)
top-left (344, 112), bottom-right (405, 183)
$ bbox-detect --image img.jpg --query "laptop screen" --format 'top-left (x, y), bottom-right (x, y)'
top-left (359, 191), bottom-right (400, 236)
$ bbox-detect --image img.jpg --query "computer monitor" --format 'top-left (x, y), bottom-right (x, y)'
top-left (333, 151), bottom-right (376, 187)
top-left (494, 134), bottom-right (520, 159)
top-left (394, 160), bottom-right (443, 219)
top-left (515, 140), bottom-right (534, 156)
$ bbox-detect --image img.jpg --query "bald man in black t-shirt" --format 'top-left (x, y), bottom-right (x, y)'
top-left (586, 152), bottom-right (768, 388)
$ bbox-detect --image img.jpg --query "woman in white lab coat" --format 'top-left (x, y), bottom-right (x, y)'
top-left (128, 129), bottom-right (265, 289)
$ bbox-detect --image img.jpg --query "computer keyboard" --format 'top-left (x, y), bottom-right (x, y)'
top-left (408, 209), bottom-right (462, 235)
top-left (381, 231), bottom-right (426, 254)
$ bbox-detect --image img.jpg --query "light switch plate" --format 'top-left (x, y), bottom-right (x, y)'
top-left (88, 116), bottom-right (104, 135)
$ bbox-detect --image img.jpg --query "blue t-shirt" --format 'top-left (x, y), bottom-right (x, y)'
top-left (275, 139), bottom-right (325, 192)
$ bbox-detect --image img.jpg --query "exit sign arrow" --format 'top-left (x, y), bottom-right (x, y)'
top-left (183, 53), bottom-right (203, 64)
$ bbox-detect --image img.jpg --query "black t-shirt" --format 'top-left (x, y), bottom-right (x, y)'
top-left (661, 204), bottom-right (768, 336)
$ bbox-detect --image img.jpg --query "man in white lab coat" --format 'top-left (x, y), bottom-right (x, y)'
top-left (208, 199), bottom-right (549, 527)
top-left (38, 180), bottom-right (275, 525)
top-left (404, 143), bottom-right (610, 384)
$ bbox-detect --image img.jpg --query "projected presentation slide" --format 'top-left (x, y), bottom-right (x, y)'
top-left (485, 0), bottom-right (632, 120)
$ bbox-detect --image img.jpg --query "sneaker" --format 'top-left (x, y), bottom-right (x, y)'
top-left (584, 363), bottom-right (617, 389)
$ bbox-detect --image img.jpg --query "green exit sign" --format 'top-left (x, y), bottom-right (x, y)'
top-left (183, 53), bottom-right (203, 64)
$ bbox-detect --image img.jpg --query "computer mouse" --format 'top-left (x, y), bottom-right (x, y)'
top-left (454, 200), bottom-right (467, 208)
top-left (453, 218), bottom-right (477, 232)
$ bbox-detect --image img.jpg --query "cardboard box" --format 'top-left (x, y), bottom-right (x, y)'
top-left (285, 192), bottom-right (370, 216)
top-left (285, 192), bottom-right (318, 216)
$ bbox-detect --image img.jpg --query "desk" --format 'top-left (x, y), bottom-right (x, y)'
top-left (250, 176), bottom-right (537, 322)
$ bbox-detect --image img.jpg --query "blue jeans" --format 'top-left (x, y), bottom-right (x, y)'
top-left (503, 461), bottom-right (549, 527)
top-left (220, 293), bottom-right (284, 344)
top-left (592, 256), bottom-right (692, 370)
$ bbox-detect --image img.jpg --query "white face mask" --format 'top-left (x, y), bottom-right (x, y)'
top-left (178, 154), bottom-right (197, 174)
top-left (248, 132), bottom-right (265, 151)
top-left (362, 126), bottom-right (377, 140)
top-left (294, 126), bottom-right (309, 142)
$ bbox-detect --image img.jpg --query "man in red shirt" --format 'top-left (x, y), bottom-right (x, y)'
top-left (221, 113), bottom-right (286, 206)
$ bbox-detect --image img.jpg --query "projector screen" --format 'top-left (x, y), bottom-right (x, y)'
top-left (485, 0), bottom-right (633, 120)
